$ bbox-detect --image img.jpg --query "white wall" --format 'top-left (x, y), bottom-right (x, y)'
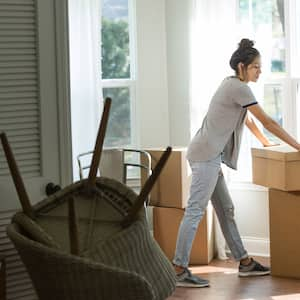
top-left (165, 0), bottom-right (192, 147)
top-left (136, 0), bottom-right (270, 256)
top-left (229, 186), bottom-right (270, 256)
top-left (135, 0), bottom-right (192, 147)
top-left (135, 0), bottom-right (170, 148)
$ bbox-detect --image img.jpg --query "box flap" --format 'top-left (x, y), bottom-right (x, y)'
top-left (251, 145), bottom-right (300, 162)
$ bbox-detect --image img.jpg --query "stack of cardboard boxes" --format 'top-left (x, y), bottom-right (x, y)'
top-left (142, 148), bottom-right (215, 265)
top-left (252, 145), bottom-right (300, 278)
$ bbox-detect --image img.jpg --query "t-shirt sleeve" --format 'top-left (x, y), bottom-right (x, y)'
top-left (233, 83), bottom-right (258, 108)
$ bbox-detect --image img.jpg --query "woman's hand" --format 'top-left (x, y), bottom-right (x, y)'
top-left (263, 141), bottom-right (280, 147)
top-left (245, 114), bottom-right (280, 148)
top-left (247, 104), bottom-right (300, 152)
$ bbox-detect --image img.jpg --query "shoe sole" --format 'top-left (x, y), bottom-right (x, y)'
top-left (238, 270), bottom-right (271, 277)
top-left (176, 282), bottom-right (210, 288)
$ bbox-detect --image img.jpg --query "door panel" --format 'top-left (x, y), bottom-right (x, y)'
top-left (0, 0), bottom-right (71, 299)
top-left (0, 0), bottom-right (61, 209)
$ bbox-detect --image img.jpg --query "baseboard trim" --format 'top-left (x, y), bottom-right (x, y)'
top-left (241, 237), bottom-right (270, 257)
top-left (225, 237), bottom-right (270, 257)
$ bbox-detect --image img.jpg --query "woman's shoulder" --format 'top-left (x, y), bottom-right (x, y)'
top-left (222, 76), bottom-right (249, 90)
top-left (224, 76), bottom-right (243, 83)
top-left (213, 77), bottom-right (251, 103)
top-left (218, 76), bottom-right (240, 90)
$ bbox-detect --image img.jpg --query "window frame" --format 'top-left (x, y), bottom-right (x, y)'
top-left (101, 0), bottom-right (138, 148)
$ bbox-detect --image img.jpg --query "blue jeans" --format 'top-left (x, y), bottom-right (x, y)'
top-left (173, 155), bottom-right (248, 267)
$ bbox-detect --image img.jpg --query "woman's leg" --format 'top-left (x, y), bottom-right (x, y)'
top-left (211, 171), bottom-right (271, 277)
top-left (210, 170), bottom-right (248, 260)
top-left (173, 156), bottom-right (221, 268)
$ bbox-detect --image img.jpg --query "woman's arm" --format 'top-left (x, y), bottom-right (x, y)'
top-left (245, 114), bottom-right (275, 147)
top-left (247, 104), bottom-right (300, 151)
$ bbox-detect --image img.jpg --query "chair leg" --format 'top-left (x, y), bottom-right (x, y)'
top-left (68, 196), bottom-right (79, 255)
top-left (87, 97), bottom-right (111, 188)
top-left (0, 133), bottom-right (34, 219)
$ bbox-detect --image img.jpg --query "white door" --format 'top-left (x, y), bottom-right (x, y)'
top-left (0, 1), bottom-right (71, 299)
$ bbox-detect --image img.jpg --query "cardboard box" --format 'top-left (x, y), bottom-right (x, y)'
top-left (141, 148), bottom-right (191, 208)
top-left (153, 206), bottom-right (215, 265)
top-left (251, 145), bottom-right (300, 191)
top-left (269, 189), bottom-right (300, 278)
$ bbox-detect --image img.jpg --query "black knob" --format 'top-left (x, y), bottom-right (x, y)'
top-left (45, 182), bottom-right (61, 196)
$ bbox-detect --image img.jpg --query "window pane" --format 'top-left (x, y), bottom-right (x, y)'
top-left (262, 83), bottom-right (283, 143)
top-left (103, 87), bottom-right (131, 147)
top-left (238, 0), bottom-right (285, 76)
top-left (102, 0), bottom-right (130, 79)
top-left (292, 1), bottom-right (300, 77)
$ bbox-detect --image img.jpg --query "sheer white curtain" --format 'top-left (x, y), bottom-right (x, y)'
top-left (189, 0), bottom-right (237, 259)
top-left (68, 0), bottom-right (103, 180)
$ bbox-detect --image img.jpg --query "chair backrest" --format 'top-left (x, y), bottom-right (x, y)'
top-left (7, 223), bottom-right (155, 300)
top-left (77, 148), bottom-right (152, 185)
top-left (77, 149), bottom-right (123, 181)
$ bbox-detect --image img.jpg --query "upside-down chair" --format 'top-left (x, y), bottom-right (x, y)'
top-left (2, 98), bottom-right (176, 300)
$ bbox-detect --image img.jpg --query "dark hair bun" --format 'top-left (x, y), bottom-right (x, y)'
top-left (238, 38), bottom-right (254, 49)
top-left (229, 38), bottom-right (259, 72)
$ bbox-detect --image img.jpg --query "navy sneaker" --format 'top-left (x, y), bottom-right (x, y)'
top-left (239, 258), bottom-right (270, 277)
top-left (176, 267), bottom-right (209, 288)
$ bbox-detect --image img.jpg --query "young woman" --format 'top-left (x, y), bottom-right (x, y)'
top-left (173, 38), bottom-right (300, 288)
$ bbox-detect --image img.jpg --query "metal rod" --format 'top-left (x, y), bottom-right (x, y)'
top-left (87, 97), bottom-right (112, 187)
top-left (122, 146), bottom-right (172, 227)
top-left (0, 132), bottom-right (34, 219)
top-left (68, 196), bottom-right (79, 255)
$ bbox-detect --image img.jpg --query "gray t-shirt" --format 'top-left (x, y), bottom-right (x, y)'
top-left (186, 76), bottom-right (258, 169)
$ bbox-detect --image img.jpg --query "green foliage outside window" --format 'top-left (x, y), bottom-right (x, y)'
top-left (101, 17), bottom-right (131, 148)
top-left (102, 18), bottom-right (130, 79)
top-left (103, 87), bottom-right (131, 147)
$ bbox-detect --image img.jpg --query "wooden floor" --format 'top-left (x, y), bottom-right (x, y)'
top-left (167, 257), bottom-right (300, 300)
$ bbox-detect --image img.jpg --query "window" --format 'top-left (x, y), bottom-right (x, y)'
top-left (228, 0), bottom-right (300, 184)
top-left (239, 0), bottom-right (285, 142)
top-left (101, 0), bottom-right (136, 149)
